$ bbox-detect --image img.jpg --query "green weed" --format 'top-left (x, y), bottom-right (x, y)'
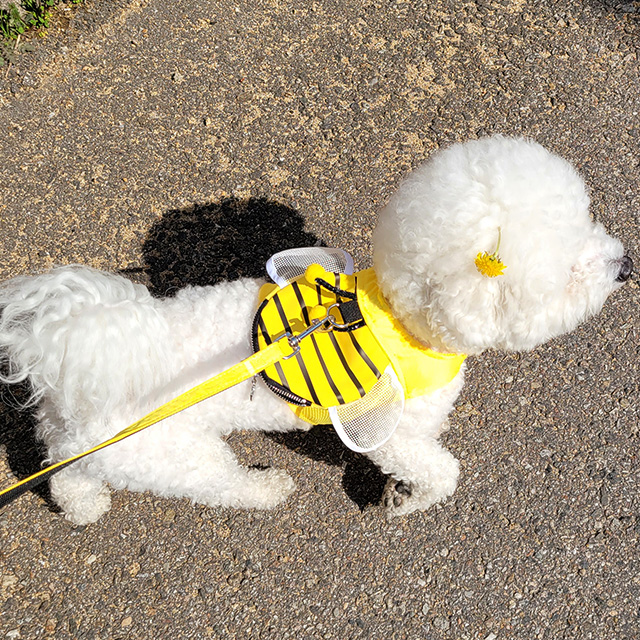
top-left (22, 0), bottom-right (57, 30)
top-left (0, 4), bottom-right (28, 40)
top-left (0, 0), bottom-right (83, 68)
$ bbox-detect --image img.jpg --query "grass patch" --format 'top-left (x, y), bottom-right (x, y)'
top-left (0, 0), bottom-right (83, 66)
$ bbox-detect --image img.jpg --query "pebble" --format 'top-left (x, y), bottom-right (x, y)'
top-left (433, 616), bottom-right (451, 631)
top-left (599, 485), bottom-right (610, 506)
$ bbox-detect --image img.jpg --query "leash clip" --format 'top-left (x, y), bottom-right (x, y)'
top-left (281, 307), bottom-right (333, 359)
top-left (279, 302), bottom-right (358, 360)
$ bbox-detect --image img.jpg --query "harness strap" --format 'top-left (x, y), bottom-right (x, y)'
top-left (313, 277), bottom-right (364, 332)
top-left (314, 276), bottom-right (357, 300)
top-left (0, 338), bottom-right (295, 510)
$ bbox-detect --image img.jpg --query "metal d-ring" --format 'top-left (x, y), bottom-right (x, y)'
top-left (324, 303), bottom-right (351, 330)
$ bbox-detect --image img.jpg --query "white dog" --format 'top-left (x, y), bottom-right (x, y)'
top-left (0, 136), bottom-right (632, 524)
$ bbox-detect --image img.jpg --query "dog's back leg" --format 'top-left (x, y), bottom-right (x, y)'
top-left (47, 431), bottom-right (296, 524)
top-left (50, 466), bottom-right (111, 525)
top-left (150, 436), bottom-right (297, 510)
top-left (90, 420), bottom-right (297, 513)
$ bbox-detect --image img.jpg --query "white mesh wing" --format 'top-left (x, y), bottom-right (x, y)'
top-left (328, 365), bottom-right (404, 452)
top-left (266, 247), bottom-right (354, 287)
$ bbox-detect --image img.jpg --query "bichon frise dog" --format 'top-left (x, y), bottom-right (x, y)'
top-left (0, 136), bottom-right (632, 524)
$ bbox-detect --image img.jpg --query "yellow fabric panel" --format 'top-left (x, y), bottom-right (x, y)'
top-left (292, 404), bottom-right (330, 425)
top-left (356, 269), bottom-right (467, 399)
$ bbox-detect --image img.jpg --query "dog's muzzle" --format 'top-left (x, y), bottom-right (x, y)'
top-left (616, 255), bottom-right (633, 283)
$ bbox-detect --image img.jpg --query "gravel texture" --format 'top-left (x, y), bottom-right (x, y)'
top-left (0, 1), bottom-right (639, 639)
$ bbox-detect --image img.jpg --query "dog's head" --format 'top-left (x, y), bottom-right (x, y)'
top-left (373, 136), bottom-right (632, 355)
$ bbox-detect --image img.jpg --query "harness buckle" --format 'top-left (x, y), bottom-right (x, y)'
top-left (323, 303), bottom-right (352, 330)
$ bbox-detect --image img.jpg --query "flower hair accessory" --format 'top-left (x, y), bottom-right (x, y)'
top-left (475, 227), bottom-right (507, 278)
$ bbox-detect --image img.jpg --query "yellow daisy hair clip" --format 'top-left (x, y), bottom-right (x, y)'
top-left (475, 227), bottom-right (507, 278)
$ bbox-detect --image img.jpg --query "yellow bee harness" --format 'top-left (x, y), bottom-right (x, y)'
top-left (253, 261), bottom-right (466, 450)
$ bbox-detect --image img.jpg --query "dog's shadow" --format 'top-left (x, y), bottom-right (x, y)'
top-left (140, 197), bottom-right (386, 510)
top-left (142, 197), bottom-right (320, 293)
top-left (0, 384), bottom-right (58, 510)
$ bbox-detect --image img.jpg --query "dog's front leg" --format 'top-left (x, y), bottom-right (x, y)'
top-left (366, 428), bottom-right (459, 518)
top-left (362, 379), bottom-right (465, 517)
top-left (363, 385), bottom-right (463, 518)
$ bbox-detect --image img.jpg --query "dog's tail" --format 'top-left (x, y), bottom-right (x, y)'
top-left (0, 266), bottom-right (170, 419)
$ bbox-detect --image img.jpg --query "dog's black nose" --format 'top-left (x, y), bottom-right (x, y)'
top-left (616, 255), bottom-right (633, 283)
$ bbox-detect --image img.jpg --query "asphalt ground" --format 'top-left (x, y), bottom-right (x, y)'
top-left (0, 1), bottom-right (639, 639)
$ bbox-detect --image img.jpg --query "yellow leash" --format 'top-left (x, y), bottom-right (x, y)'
top-left (0, 336), bottom-right (298, 510)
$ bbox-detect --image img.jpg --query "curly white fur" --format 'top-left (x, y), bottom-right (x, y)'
top-left (0, 136), bottom-right (630, 523)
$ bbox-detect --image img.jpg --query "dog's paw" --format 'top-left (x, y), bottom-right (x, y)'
top-left (244, 468), bottom-right (296, 509)
top-left (382, 478), bottom-right (416, 518)
top-left (381, 477), bottom-right (454, 518)
top-left (50, 472), bottom-right (112, 525)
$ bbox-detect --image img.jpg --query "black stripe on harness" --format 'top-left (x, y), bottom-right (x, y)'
top-left (350, 273), bottom-right (381, 379)
top-left (347, 331), bottom-right (381, 379)
top-left (258, 315), bottom-right (289, 389)
top-left (253, 297), bottom-right (290, 388)
top-left (293, 279), bottom-right (347, 405)
top-left (315, 276), bottom-right (357, 300)
top-left (273, 293), bottom-right (321, 406)
top-left (310, 334), bottom-right (344, 404)
top-left (291, 281), bottom-right (311, 326)
top-left (328, 331), bottom-right (366, 398)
